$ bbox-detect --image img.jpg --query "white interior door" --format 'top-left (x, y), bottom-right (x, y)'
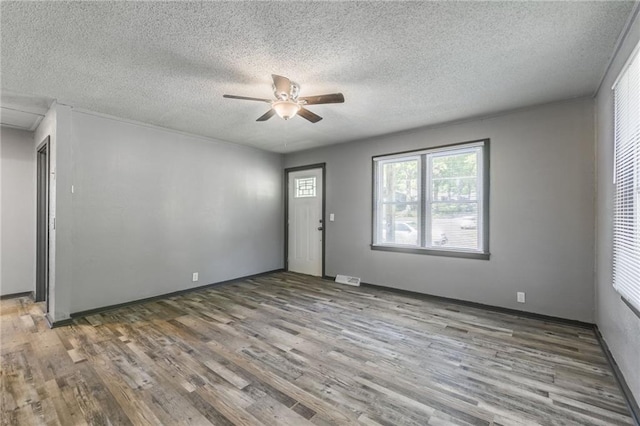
top-left (288, 168), bottom-right (323, 276)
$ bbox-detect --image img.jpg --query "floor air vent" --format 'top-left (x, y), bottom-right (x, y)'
top-left (335, 275), bottom-right (361, 286)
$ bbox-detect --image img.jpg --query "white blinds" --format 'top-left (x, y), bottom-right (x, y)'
top-left (613, 43), bottom-right (640, 311)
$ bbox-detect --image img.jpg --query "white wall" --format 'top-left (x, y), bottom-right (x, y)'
top-left (34, 102), bottom-right (73, 321)
top-left (64, 110), bottom-right (283, 314)
top-left (0, 127), bottom-right (36, 295)
top-left (285, 98), bottom-right (596, 322)
top-left (595, 7), bottom-right (640, 405)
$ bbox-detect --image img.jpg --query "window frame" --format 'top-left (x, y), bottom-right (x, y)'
top-left (612, 40), bottom-right (640, 316)
top-left (371, 139), bottom-right (490, 260)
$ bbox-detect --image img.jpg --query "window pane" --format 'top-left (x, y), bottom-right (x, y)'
top-left (295, 177), bottom-right (316, 198)
top-left (431, 151), bottom-right (478, 201)
top-left (380, 203), bottom-right (419, 246)
top-left (381, 159), bottom-right (419, 204)
top-left (613, 45), bottom-right (640, 311)
top-left (431, 203), bottom-right (478, 249)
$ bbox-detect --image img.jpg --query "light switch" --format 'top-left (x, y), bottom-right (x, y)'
top-left (329, 213), bottom-right (335, 222)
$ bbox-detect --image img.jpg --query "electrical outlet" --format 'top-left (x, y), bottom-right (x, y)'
top-left (517, 292), bottom-right (526, 303)
top-left (192, 272), bottom-right (199, 282)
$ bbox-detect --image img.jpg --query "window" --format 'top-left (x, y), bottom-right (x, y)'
top-left (612, 42), bottom-right (640, 313)
top-left (295, 177), bottom-right (316, 198)
top-left (372, 140), bottom-right (489, 259)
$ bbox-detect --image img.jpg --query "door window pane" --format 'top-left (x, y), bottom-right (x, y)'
top-left (295, 177), bottom-right (316, 198)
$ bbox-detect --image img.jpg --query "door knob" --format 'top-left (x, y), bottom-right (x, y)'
top-left (317, 227), bottom-right (323, 231)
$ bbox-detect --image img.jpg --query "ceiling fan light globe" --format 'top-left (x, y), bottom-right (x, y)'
top-left (272, 100), bottom-right (301, 120)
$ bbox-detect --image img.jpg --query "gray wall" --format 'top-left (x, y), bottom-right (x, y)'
top-left (285, 98), bottom-right (596, 322)
top-left (595, 8), bottom-right (640, 404)
top-left (67, 111), bottom-right (283, 313)
top-left (0, 127), bottom-right (36, 295)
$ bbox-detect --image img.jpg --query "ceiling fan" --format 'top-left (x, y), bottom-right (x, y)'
top-left (223, 74), bottom-right (344, 123)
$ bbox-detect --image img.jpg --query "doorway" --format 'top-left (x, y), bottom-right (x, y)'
top-left (285, 164), bottom-right (325, 277)
top-left (36, 136), bottom-right (50, 312)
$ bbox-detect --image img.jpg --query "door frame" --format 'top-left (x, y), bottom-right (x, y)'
top-left (284, 163), bottom-right (326, 277)
top-left (35, 136), bottom-right (50, 311)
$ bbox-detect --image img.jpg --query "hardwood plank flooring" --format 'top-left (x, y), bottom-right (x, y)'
top-left (0, 272), bottom-right (634, 425)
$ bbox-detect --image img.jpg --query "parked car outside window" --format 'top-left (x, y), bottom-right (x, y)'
top-left (459, 216), bottom-right (477, 230)
top-left (382, 222), bottom-right (448, 246)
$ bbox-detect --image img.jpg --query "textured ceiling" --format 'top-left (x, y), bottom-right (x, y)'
top-left (0, 2), bottom-right (634, 153)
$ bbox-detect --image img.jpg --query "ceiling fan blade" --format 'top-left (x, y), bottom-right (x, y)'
top-left (297, 107), bottom-right (323, 123)
top-left (272, 74), bottom-right (292, 98)
top-left (256, 109), bottom-right (276, 122)
top-left (299, 93), bottom-right (345, 105)
top-left (223, 94), bottom-right (271, 102)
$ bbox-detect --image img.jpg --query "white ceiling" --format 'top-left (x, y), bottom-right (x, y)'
top-left (0, 2), bottom-right (634, 153)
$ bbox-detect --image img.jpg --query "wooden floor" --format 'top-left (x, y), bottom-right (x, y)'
top-left (1, 272), bottom-right (634, 425)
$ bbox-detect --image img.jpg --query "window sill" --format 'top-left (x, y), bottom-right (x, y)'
top-left (621, 296), bottom-right (640, 320)
top-left (370, 244), bottom-right (490, 260)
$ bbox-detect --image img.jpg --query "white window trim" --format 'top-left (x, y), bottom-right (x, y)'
top-left (371, 139), bottom-right (490, 260)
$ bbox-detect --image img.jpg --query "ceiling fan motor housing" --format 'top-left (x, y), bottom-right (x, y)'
top-left (274, 81), bottom-right (300, 100)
